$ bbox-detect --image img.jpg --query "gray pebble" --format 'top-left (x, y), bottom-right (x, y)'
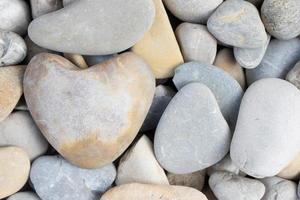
top-left (84, 55), bottom-right (115, 66)
top-left (7, 192), bottom-right (40, 200)
top-left (207, 155), bottom-right (240, 176)
top-left (30, 0), bottom-right (63, 19)
top-left (286, 61), bottom-right (300, 90)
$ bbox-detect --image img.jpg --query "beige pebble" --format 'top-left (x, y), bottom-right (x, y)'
top-left (63, 53), bottom-right (88, 69)
top-left (278, 153), bottom-right (300, 180)
top-left (167, 170), bottom-right (206, 191)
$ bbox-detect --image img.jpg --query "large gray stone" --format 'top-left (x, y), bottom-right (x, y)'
top-left (154, 82), bottom-right (231, 174)
top-left (7, 192), bottom-right (41, 200)
top-left (231, 78), bottom-right (300, 178)
top-left (286, 61), bottom-right (300, 90)
top-left (30, 0), bottom-right (62, 19)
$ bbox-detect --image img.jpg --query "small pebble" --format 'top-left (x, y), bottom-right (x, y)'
top-left (207, 155), bottom-right (240, 176)
top-left (278, 153), bottom-right (300, 180)
top-left (167, 170), bottom-right (206, 191)
top-left (286, 61), bottom-right (300, 90)
top-left (30, 0), bottom-right (62, 19)
top-left (63, 53), bottom-right (88, 69)
top-left (7, 192), bottom-right (41, 200)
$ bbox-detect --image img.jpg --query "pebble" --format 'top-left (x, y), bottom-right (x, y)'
top-left (0, 146), bottom-right (30, 199)
top-left (231, 78), bottom-right (300, 178)
top-left (175, 22), bottom-right (217, 64)
top-left (84, 55), bottom-right (115, 66)
top-left (116, 135), bottom-right (169, 185)
top-left (63, 53), bottom-right (88, 69)
top-left (132, 0), bottom-right (183, 79)
top-left (261, 0), bottom-right (300, 40)
top-left (173, 62), bottom-right (244, 129)
top-left (246, 38), bottom-right (300, 85)
top-left (207, 0), bottom-right (267, 48)
top-left (28, 0), bottom-right (155, 55)
top-left (207, 155), bottom-right (240, 176)
top-left (286, 61), bottom-right (300, 90)
top-left (7, 192), bottom-right (41, 200)
top-left (0, 0), bottom-right (30, 35)
top-left (278, 153), bottom-right (300, 180)
top-left (154, 83), bottom-right (231, 174)
top-left (100, 183), bottom-right (208, 200)
top-left (261, 177), bottom-right (298, 200)
top-left (0, 65), bottom-right (25, 122)
top-left (30, 0), bottom-right (62, 19)
top-left (0, 30), bottom-right (27, 67)
top-left (0, 111), bottom-right (48, 160)
top-left (30, 155), bottom-right (116, 200)
top-left (167, 170), bottom-right (206, 191)
top-left (24, 52), bottom-right (155, 168)
top-left (163, 0), bottom-right (223, 24)
top-left (213, 48), bottom-right (246, 89)
top-left (209, 171), bottom-right (265, 200)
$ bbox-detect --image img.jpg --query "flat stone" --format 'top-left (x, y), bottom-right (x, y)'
top-left (63, 53), bottom-right (88, 69)
top-left (231, 78), bottom-right (300, 178)
top-left (30, 155), bottom-right (116, 200)
top-left (116, 135), bottom-right (169, 185)
top-left (84, 55), bottom-right (115, 66)
top-left (24, 52), bottom-right (155, 168)
top-left (207, 0), bottom-right (267, 48)
top-left (278, 153), bottom-right (300, 180)
top-left (261, 0), bottom-right (300, 40)
top-left (167, 170), bottom-right (206, 191)
top-left (132, 0), bottom-right (183, 79)
top-left (209, 171), bottom-right (265, 200)
top-left (0, 146), bottom-right (30, 199)
top-left (0, 65), bottom-right (25, 122)
top-left (7, 192), bottom-right (41, 200)
top-left (100, 183), bottom-right (208, 200)
top-left (30, 0), bottom-right (62, 19)
top-left (207, 155), bottom-right (240, 176)
top-left (154, 83), bottom-right (231, 174)
top-left (286, 61), bottom-right (300, 90)
top-left (175, 22), bottom-right (217, 64)
top-left (246, 38), bottom-right (300, 85)
top-left (163, 0), bottom-right (223, 24)
top-left (28, 0), bottom-right (155, 55)
top-left (173, 62), bottom-right (244, 129)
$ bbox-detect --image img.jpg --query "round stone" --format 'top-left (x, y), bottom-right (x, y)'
top-left (167, 170), bottom-right (206, 191)
top-left (286, 61), bottom-right (300, 90)
top-left (7, 192), bottom-right (41, 200)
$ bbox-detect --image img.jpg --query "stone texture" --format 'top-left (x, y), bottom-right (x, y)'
top-left (132, 0), bottom-right (183, 79)
top-left (0, 146), bottom-right (30, 199)
top-left (246, 38), bottom-right (300, 85)
top-left (64, 53), bottom-right (88, 69)
top-left (207, 0), bottom-right (267, 48)
top-left (154, 83), bottom-right (231, 174)
top-left (24, 52), bottom-right (155, 168)
top-left (173, 62), bottom-right (243, 129)
top-left (278, 153), bottom-right (300, 180)
top-left (84, 55), bottom-right (115, 66)
top-left (167, 170), bottom-right (206, 191)
top-left (116, 135), bottom-right (169, 185)
top-left (8, 192), bottom-right (41, 200)
top-left (100, 183), bottom-right (208, 200)
top-left (30, 155), bottom-right (116, 200)
top-left (176, 23), bottom-right (217, 64)
top-left (207, 155), bottom-right (240, 176)
top-left (261, 0), bottom-right (300, 40)
top-left (28, 0), bottom-right (155, 55)
top-left (231, 78), bottom-right (300, 178)
top-left (286, 61), bottom-right (300, 90)
top-left (30, 0), bottom-right (62, 19)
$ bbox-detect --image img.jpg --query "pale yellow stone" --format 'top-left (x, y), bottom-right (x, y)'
top-left (167, 170), bottom-right (206, 191)
top-left (132, 0), bottom-right (183, 79)
top-left (64, 53), bottom-right (88, 69)
top-left (278, 153), bottom-right (300, 180)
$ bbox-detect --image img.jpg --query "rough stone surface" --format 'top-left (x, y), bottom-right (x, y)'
top-left (176, 23), bottom-right (217, 64)
top-left (167, 170), bottom-right (206, 191)
top-left (231, 78), bottom-right (300, 178)
top-left (30, 155), bottom-right (116, 200)
top-left (7, 192), bottom-right (41, 200)
top-left (207, 155), bottom-right (240, 176)
top-left (154, 83), bottom-right (231, 174)
top-left (30, 0), bottom-right (62, 19)
top-left (28, 0), bottom-right (155, 55)
top-left (24, 52), bottom-right (155, 168)
top-left (207, 0), bottom-right (267, 48)
top-left (286, 61), bottom-right (300, 90)
top-left (278, 153), bottom-right (300, 180)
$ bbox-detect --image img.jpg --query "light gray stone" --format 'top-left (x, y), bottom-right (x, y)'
top-left (84, 55), bottom-right (115, 66)
top-left (154, 82), bottom-right (231, 174)
top-left (30, 155), bottom-right (116, 200)
top-left (207, 155), bottom-right (240, 176)
top-left (286, 61), bottom-right (300, 90)
top-left (30, 0), bottom-right (62, 19)
top-left (246, 38), bottom-right (300, 85)
top-left (173, 62), bottom-right (244, 129)
top-left (207, 0), bottom-right (267, 48)
top-left (231, 78), bottom-right (300, 178)
top-left (261, 0), bottom-right (300, 40)
top-left (28, 0), bottom-right (155, 55)
top-left (8, 192), bottom-right (41, 200)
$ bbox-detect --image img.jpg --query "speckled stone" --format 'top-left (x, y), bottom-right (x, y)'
top-left (30, 0), bottom-right (62, 19)
top-left (7, 192), bottom-right (41, 200)
top-left (167, 170), bottom-right (206, 191)
top-left (286, 61), bottom-right (300, 90)
top-left (207, 155), bottom-right (240, 176)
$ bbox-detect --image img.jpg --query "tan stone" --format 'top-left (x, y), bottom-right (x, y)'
top-left (167, 170), bottom-right (206, 191)
top-left (0, 146), bottom-right (30, 199)
top-left (100, 183), bottom-right (208, 200)
top-left (0, 65), bottom-right (25, 122)
top-left (132, 0), bottom-right (183, 79)
top-left (278, 152), bottom-right (300, 180)
top-left (63, 53), bottom-right (88, 69)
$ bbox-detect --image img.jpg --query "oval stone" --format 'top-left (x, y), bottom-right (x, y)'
top-left (7, 192), bottom-right (41, 200)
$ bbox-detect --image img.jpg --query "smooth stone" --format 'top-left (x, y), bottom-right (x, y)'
top-left (0, 30), bottom-right (27, 67)
top-left (0, 146), bottom-right (30, 199)
top-left (207, 155), bottom-right (240, 176)
top-left (30, 0), bottom-right (63, 19)
top-left (261, 0), bottom-right (300, 40)
top-left (0, 0), bottom-right (30, 35)
top-left (0, 111), bottom-right (48, 160)
top-left (173, 62), bottom-right (244, 129)
top-left (84, 55), bottom-right (115, 66)
top-left (163, 0), bottom-right (223, 24)
top-left (231, 78), bottom-right (300, 178)
top-left (141, 85), bottom-right (175, 131)
top-left (209, 171), bottom-right (265, 200)
top-left (286, 61), bottom-right (300, 90)
top-left (261, 177), bottom-right (298, 200)
top-left (8, 192), bottom-right (41, 200)
top-left (0, 65), bottom-right (25, 122)
top-left (278, 153), bottom-right (300, 180)
top-left (154, 83), bottom-right (231, 174)
top-left (24, 52), bottom-right (155, 168)
top-left (28, 0), bottom-right (155, 55)
top-left (246, 38), bottom-right (300, 85)
top-left (167, 170), bottom-right (206, 191)
top-left (100, 183), bottom-right (208, 200)
top-left (132, 0), bottom-right (183, 79)
top-left (64, 53), bottom-right (88, 69)
top-left (213, 48), bottom-right (246, 89)
top-left (30, 155), bottom-right (116, 200)
top-left (234, 34), bottom-right (271, 69)
top-left (207, 0), bottom-right (267, 48)
top-left (175, 22), bottom-right (217, 64)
